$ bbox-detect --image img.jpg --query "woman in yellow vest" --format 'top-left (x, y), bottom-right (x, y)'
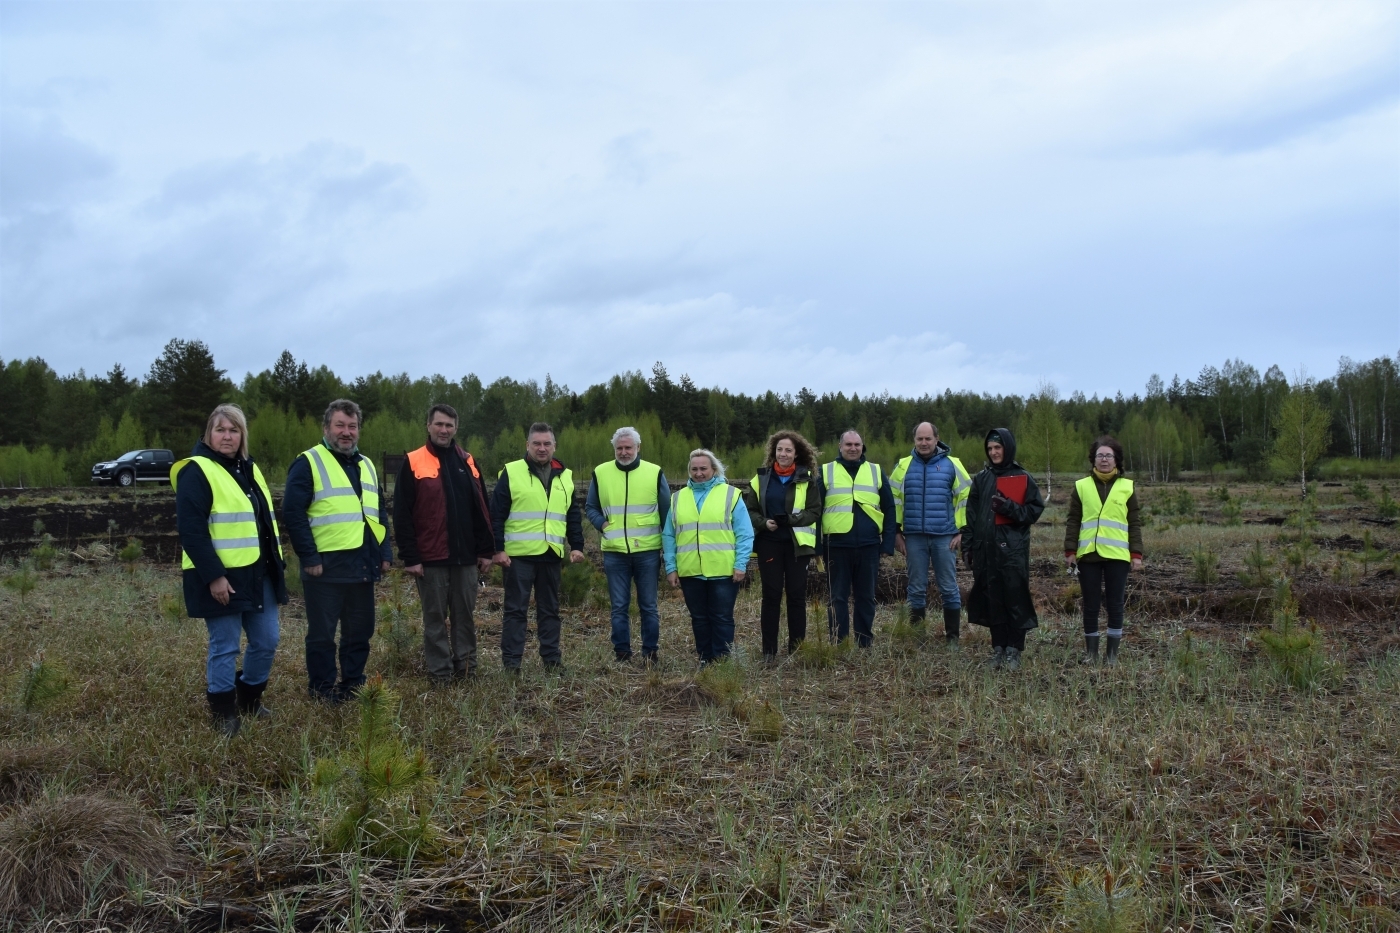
top-left (741, 430), bottom-right (821, 663)
top-left (1064, 435), bottom-right (1144, 666)
top-left (663, 449), bottom-right (755, 664)
top-left (173, 404), bottom-right (286, 736)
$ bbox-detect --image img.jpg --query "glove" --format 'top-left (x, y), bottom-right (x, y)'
top-left (991, 492), bottom-right (1015, 517)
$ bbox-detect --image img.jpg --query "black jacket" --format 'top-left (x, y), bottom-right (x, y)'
top-left (489, 458), bottom-right (586, 563)
top-left (964, 428), bottom-right (1044, 631)
top-left (283, 443), bottom-right (394, 583)
top-left (175, 441), bottom-right (288, 618)
top-left (741, 466), bottom-right (822, 557)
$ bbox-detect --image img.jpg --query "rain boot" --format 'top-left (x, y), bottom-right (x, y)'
top-left (1081, 633), bottom-right (1100, 665)
top-left (207, 689), bottom-right (240, 737)
top-left (943, 608), bottom-right (961, 648)
top-left (1104, 635), bottom-right (1121, 667)
top-left (909, 607), bottom-right (926, 629)
top-left (235, 671), bottom-right (272, 720)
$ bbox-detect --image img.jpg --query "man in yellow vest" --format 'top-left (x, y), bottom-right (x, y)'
top-left (584, 426), bottom-right (670, 664)
top-left (392, 404), bottom-right (496, 684)
top-left (283, 399), bottom-right (394, 703)
top-left (490, 422), bottom-right (586, 673)
top-left (818, 429), bottom-right (897, 647)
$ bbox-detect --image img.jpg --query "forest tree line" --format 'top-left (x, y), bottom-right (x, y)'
top-left (0, 339), bottom-right (1395, 488)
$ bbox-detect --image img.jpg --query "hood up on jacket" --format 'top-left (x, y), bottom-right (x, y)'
top-left (984, 428), bottom-right (1018, 474)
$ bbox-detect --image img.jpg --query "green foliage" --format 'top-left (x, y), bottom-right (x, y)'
top-left (695, 658), bottom-right (746, 707)
top-left (1330, 553), bottom-right (1360, 586)
top-left (143, 338), bottom-right (232, 453)
top-left (30, 520), bottom-right (58, 570)
top-left (560, 559), bottom-right (603, 609)
top-left (734, 697), bottom-right (784, 743)
top-left (14, 653), bottom-right (70, 713)
top-left (1018, 386), bottom-right (1083, 500)
top-left (375, 573), bottom-right (421, 677)
top-left (1172, 631), bottom-right (1205, 687)
top-left (1349, 479), bottom-right (1373, 502)
top-left (1220, 498), bottom-right (1242, 526)
top-left (118, 537), bottom-right (144, 573)
top-left (311, 676), bottom-right (439, 858)
top-left (77, 410), bottom-right (150, 475)
top-left (1239, 541), bottom-right (1275, 588)
top-left (0, 445), bottom-right (73, 487)
top-left (1056, 867), bottom-right (1147, 933)
top-left (3, 563), bottom-right (38, 604)
top-left (1378, 485), bottom-right (1399, 519)
top-left (1190, 544), bottom-right (1219, 584)
top-left (1271, 385), bottom-right (1332, 497)
top-left (1359, 531), bottom-right (1388, 576)
top-left (247, 406), bottom-right (322, 481)
top-left (1256, 578), bottom-right (1333, 691)
top-left (791, 635), bottom-right (852, 669)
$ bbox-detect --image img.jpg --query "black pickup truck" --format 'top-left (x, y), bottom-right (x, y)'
top-left (90, 449), bottom-right (176, 487)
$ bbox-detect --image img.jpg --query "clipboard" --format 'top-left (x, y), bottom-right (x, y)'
top-left (993, 474), bottom-right (1028, 525)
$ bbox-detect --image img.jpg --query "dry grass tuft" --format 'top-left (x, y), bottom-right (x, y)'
top-left (0, 744), bottom-right (75, 806)
top-left (0, 793), bottom-right (172, 917)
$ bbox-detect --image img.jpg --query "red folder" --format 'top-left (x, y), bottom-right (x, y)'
top-left (993, 474), bottom-right (1028, 525)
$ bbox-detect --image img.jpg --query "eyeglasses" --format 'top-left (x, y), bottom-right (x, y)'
top-left (1095, 453), bottom-right (1116, 459)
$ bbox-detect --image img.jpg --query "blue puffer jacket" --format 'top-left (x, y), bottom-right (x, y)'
top-left (898, 443), bottom-right (960, 536)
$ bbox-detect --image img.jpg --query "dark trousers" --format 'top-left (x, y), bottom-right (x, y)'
top-left (1080, 559), bottom-right (1130, 636)
top-left (304, 579), bottom-right (376, 697)
top-left (417, 564), bottom-right (479, 678)
top-left (678, 576), bottom-right (738, 662)
top-left (756, 537), bottom-right (808, 655)
top-left (827, 544), bottom-right (879, 647)
top-left (990, 624), bottom-right (1027, 651)
top-left (501, 558), bottom-right (562, 668)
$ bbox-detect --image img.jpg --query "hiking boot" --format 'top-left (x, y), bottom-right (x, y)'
top-left (234, 672), bottom-right (272, 719)
top-left (1003, 647), bottom-right (1022, 672)
top-left (1104, 635), bottom-right (1121, 667)
top-left (985, 646), bottom-right (1005, 670)
top-left (207, 689), bottom-right (240, 737)
top-left (1081, 634), bottom-right (1100, 665)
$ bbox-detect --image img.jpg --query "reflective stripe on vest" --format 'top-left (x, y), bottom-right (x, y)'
top-left (302, 446), bottom-right (386, 551)
top-left (890, 454), bottom-right (973, 530)
top-left (821, 461), bottom-right (884, 536)
top-left (749, 473), bottom-right (816, 549)
top-left (172, 456), bottom-right (283, 571)
top-left (503, 459), bottom-right (573, 557)
top-left (671, 483), bottom-right (739, 577)
top-left (1075, 475), bottom-right (1133, 561)
top-left (594, 459), bottom-right (662, 553)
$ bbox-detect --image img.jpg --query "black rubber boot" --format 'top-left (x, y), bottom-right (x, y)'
top-left (207, 689), bottom-right (240, 737)
top-left (1081, 634), bottom-right (1100, 665)
top-left (235, 672), bottom-right (272, 719)
top-left (1104, 635), bottom-right (1121, 667)
top-left (943, 608), bottom-right (961, 646)
top-left (909, 607), bottom-right (926, 626)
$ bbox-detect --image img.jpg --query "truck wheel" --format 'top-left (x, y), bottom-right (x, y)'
top-left (117, 470), bottom-right (135, 488)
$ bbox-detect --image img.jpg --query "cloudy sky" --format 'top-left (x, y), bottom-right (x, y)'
top-left (1, 1), bottom-right (1396, 399)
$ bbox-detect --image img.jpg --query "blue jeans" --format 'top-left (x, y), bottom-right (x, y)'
top-left (604, 550), bottom-right (661, 655)
top-left (204, 579), bottom-right (280, 693)
top-left (827, 545), bottom-right (879, 647)
top-left (678, 577), bottom-right (737, 661)
top-left (905, 533), bottom-right (962, 611)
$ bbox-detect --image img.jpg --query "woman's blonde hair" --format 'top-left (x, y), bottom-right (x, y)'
top-left (204, 404), bottom-right (249, 459)
top-left (688, 448), bottom-right (725, 479)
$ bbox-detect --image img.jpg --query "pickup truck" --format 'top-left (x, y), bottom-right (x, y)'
top-left (91, 449), bottom-right (176, 487)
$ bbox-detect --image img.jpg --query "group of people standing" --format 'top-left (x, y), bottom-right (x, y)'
top-left (174, 401), bottom-right (1144, 735)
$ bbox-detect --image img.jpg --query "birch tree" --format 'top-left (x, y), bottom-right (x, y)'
top-left (1271, 384), bottom-right (1332, 499)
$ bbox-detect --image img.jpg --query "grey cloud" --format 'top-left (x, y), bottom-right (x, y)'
top-left (0, 110), bottom-right (112, 213)
top-left (606, 130), bottom-right (670, 186)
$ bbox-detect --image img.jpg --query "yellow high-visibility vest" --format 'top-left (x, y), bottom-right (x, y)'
top-left (1075, 475), bottom-right (1133, 561)
top-left (172, 456), bottom-right (283, 571)
top-left (502, 459), bottom-right (574, 558)
top-left (672, 483), bottom-right (739, 577)
top-left (820, 460), bottom-right (884, 536)
top-left (749, 473), bottom-right (816, 549)
top-left (594, 460), bottom-right (662, 553)
top-left (301, 445), bottom-right (386, 552)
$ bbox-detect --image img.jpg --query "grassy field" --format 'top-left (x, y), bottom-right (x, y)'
top-left (0, 478), bottom-right (1397, 931)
